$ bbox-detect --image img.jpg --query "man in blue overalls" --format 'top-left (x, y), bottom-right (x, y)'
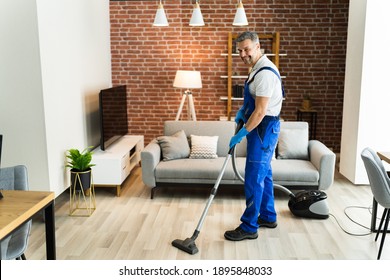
top-left (225, 31), bottom-right (283, 241)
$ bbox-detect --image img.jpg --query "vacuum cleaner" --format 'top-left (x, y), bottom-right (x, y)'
top-left (172, 121), bottom-right (329, 255)
top-left (288, 190), bottom-right (329, 219)
top-left (232, 147), bottom-right (329, 220)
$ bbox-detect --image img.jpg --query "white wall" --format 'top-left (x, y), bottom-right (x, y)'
top-left (0, 0), bottom-right (50, 188)
top-left (0, 0), bottom-right (112, 196)
top-left (340, 0), bottom-right (390, 184)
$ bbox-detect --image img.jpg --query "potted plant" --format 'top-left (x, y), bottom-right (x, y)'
top-left (301, 93), bottom-right (312, 110)
top-left (66, 146), bottom-right (95, 191)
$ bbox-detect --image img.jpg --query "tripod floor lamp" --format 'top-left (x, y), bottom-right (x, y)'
top-left (173, 70), bottom-right (202, 121)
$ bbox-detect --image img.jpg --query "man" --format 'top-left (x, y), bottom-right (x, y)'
top-left (224, 31), bottom-right (283, 241)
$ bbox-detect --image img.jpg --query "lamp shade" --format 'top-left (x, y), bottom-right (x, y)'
top-left (153, 3), bottom-right (169, 26)
top-left (173, 70), bottom-right (202, 89)
top-left (233, 1), bottom-right (248, 26)
top-left (189, 2), bottom-right (205, 26)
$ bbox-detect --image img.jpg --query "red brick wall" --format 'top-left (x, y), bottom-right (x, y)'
top-left (109, 0), bottom-right (349, 152)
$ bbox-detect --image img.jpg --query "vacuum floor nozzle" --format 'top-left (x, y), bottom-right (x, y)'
top-left (172, 238), bottom-right (199, 255)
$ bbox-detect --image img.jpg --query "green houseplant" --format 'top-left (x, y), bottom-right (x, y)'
top-left (66, 147), bottom-right (95, 191)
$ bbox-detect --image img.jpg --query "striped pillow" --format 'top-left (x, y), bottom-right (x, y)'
top-left (189, 135), bottom-right (219, 159)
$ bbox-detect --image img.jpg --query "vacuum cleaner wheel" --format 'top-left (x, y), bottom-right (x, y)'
top-left (288, 190), bottom-right (329, 219)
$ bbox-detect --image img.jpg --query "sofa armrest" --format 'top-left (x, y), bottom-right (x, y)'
top-left (309, 140), bottom-right (336, 190)
top-left (141, 139), bottom-right (161, 188)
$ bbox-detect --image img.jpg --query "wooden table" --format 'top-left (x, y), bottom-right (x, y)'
top-left (370, 152), bottom-right (390, 232)
top-left (377, 152), bottom-right (390, 163)
top-left (0, 190), bottom-right (56, 259)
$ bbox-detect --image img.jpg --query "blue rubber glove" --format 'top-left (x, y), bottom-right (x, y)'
top-left (234, 107), bottom-right (247, 124)
top-left (229, 127), bottom-right (249, 149)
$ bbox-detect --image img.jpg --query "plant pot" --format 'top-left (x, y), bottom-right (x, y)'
top-left (70, 168), bottom-right (92, 191)
top-left (302, 99), bottom-right (312, 110)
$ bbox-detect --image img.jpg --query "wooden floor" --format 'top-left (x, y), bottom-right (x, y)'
top-left (26, 166), bottom-right (390, 260)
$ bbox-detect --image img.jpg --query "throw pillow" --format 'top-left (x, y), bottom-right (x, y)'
top-left (157, 130), bottom-right (190, 161)
top-left (277, 128), bottom-right (309, 160)
top-left (189, 135), bottom-right (219, 159)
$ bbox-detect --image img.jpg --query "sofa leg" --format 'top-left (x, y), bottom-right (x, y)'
top-left (151, 188), bottom-right (155, 199)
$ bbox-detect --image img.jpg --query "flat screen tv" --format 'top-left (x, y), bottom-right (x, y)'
top-left (99, 85), bottom-right (128, 151)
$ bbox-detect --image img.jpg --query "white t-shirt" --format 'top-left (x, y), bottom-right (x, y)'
top-left (247, 55), bottom-right (283, 116)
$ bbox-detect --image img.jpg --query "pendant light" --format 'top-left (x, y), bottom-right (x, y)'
top-left (233, 0), bottom-right (248, 26)
top-left (153, 0), bottom-right (169, 27)
top-left (189, 0), bottom-right (205, 26)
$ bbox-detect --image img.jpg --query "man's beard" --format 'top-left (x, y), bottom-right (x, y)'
top-left (242, 56), bottom-right (253, 65)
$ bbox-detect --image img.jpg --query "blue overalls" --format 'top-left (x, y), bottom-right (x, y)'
top-left (239, 68), bottom-right (281, 233)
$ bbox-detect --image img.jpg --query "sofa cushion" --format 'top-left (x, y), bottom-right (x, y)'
top-left (189, 135), bottom-right (219, 159)
top-left (155, 157), bottom-right (319, 186)
top-left (157, 130), bottom-right (190, 161)
top-left (156, 158), bottom-right (238, 181)
top-left (271, 159), bottom-right (319, 185)
top-left (277, 122), bottom-right (309, 160)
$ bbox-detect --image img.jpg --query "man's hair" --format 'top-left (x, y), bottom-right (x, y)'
top-left (235, 31), bottom-right (259, 44)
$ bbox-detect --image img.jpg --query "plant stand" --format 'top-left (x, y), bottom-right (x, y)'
top-left (69, 172), bottom-right (96, 217)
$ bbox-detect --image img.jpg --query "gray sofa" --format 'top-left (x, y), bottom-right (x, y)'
top-left (141, 121), bottom-right (336, 198)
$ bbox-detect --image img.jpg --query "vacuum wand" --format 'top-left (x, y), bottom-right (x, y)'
top-left (171, 152), bottom-right (233, 254)
top-left (171, 121), bottom-right (244, 255)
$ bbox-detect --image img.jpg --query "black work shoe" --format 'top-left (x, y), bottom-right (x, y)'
top-left (224, 227), bottom-right (258, 241)
top-left (257, 217), bottom-right (277, 228)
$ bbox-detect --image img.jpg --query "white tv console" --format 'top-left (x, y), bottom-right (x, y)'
top-left (92, 135), bottom-right (144, 196)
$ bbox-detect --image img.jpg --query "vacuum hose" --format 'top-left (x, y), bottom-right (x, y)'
top-left (231, 122), bottom-right (295, 198)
